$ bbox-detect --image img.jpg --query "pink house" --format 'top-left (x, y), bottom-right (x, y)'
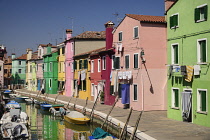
top-left (112, 14), bottom-right (167, 111)
top-left (65, 29), bottom-right (74, 97)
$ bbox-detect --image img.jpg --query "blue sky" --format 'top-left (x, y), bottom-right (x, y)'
top-left (0, 0), bottom-right (165, 57)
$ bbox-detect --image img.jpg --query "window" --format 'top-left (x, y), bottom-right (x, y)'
top-left (102, 56), bottom-right (106, 70)
top-left (197, 89), bottom-right (207, 113)
top-left (91, 83), bottom-right (94, 96)
top-left (71, 62), bottom-right (74, 72)
top-left (84, 59), bottom-right (88, 69)
top-left (62, 47), bottom-right (65, 54)
top-left (91, 60), bottom-right (94, 73)
top-left (111, 55), bottom-right (115, 69)
top-left (170, 13), bottom-right (179, 28)
top-left (71, 43), bottom-right (74, 51)
top-left (134, 53), bottom-right (139, 68)
top-left (125, 55), bottom-right (129, 69)
top-left (118, 31), bottom-right (123, 42)
top-left (134, 26), bottom-right (139, 39)
top-left (171, 44), bottom-right (179, 64)
top-left (195, 4), bottom-right (208, 22)
top-left (172, 88), bottom-right (179, 108)
top-left (114, 56), bottom-right (120, 69)
top-left (49, 79), bottom-right (52, 88)
top-left (49, 62), bottom-right (52, 72)
top-left (197, 39), bottom-right (207, 63)
top-left (133, 84), bottom-right (138, 101)
top-left (98, 59), bottom-right (101, 72)
top-left (58, 48), bottom-right (60, 55)
top-left (79, 60), bottom-right (83, 69)
top-left (19, 61), bottom-right (21, 65)
top-left (18, 69), bottom-right (22, 73)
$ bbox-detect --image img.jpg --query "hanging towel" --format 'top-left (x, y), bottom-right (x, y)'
top-left (114, 71), bottom-right (118, 94)
top-left (121, 84), bottom-right (130, 104)
top-left (181, 65), bottom-right (187, 75)
top-left (77, 71), bottom-right (81, 85)
top-left (182, 92), bottom-right (192, 121)
top-left (127, 71), bottom-right (132, 80)
top-left (185, 66), bottom-right (194, 82)
top-left (122, 72), bottom-right (126, 79)
top-left (193, 65), bottom-right (201, 75)
top-left (118, 71), bottom-right (123, 79)
top-left (81, 70), bottom-right (86, 81)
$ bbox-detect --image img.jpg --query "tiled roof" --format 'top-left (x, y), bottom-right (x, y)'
top-left (74, 47), bottom-right (106, 58)
top-left (73, 31), bottom-right (106, 39)
top-left (31, 52), bottom-right (38, 60)
top-left (13, 54), bottom-right (27, 60)
top-left (126, 14), bottom-right (166, 23)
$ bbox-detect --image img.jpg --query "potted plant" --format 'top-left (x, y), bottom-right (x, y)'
top-left (100, 91), bottom-right (105, 104)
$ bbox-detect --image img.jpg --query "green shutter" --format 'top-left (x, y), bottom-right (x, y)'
top-left (175, 45), bottom-right (179, 64)
top-left (116, 57), bottom-right (120, 69)
top-left (201, 91), bottom-right (206, 111)
top-left (84, 59), bottom-right (87, 69)
top-left (175, 89), bottom-right (179, 107)
top-left (83, 80), bottom-right (86, 91)
top-left (194, 8), bottom-right (200, 22)
top-left (204, 5), bottom-right (208, 20)
top-left (79, 60), bottom-right (82, 69)
top-left (110, 85), bottom-right (114, 95)
top-left (125, 56), bottom-right (129, 68)
top-left (134, 54), bottom-right (138, 68)
top-left (170, 16), bottom-right (174, 28)
top-left (134, 85), bottom-right (137, 100)
top-left (174, 14), bottom-right (178, 27)
top-left (74, 61), bottom-right (77, 70)
top-left (201, 41), bottom-right (207, 62)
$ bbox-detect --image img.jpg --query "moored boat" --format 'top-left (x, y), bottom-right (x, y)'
top-left (1, 122), bottom-right (29, 139)
top-left (5, 100), bottom-right (21, 110)
top-left (49, 104), bottom-right (65, 116)
top-left (64, 111), bottom-right (90, 125)
top-left (40, 102), bottom-right (52, 111)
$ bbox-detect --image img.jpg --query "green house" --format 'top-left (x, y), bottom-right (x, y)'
top-left (166, 0), bottom-right (210, 127)
top-left (43, 44), bottom-right (58, 94)
top-left (11, 53), bottom-right (27, 88)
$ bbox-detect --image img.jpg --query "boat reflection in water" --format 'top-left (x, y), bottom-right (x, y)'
top-left (23, 102), bottom-right (91, 140)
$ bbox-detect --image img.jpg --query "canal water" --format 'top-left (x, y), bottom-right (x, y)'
top-left (18, 101), bottom-right (94, 140)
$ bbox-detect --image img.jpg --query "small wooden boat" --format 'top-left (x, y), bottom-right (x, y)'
top-left (15, 96), bottom-right (29, 103)
top-left (2, 90), bottom-right (13, 98)
top-left (5, 100), bottom-right (21, 110)
top-left (49, 104), bottom-right (65, 116)
top-left (40, 102), bottom-right (52, 111)
top-left (1, 122), bottom-right (29, 139)
top-left (64, 111), bottom-right (90, 125)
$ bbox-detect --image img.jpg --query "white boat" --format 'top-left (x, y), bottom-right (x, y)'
top-left (25, 98), bottom-right (34, 104)
top-left (1, 122), bottom-right (29, 139)
top-left (0, 108), bottom-right (29, 125)
top-left (5, 100), bottom-right (21, 110)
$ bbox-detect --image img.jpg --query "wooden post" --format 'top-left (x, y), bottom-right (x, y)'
top-left (129, 111), bottom-right (143, 140)
top-left (82, 97), bottom-right (88, 115)
top-left (101, 96), bottom-right (119, 128)
top-left (54, 93), bottom-right (60, 104)
top-left (90, 90), bottom-right (101, 122)
top-left (119, 108), bottom-right (133, 140)
top-left (73, 97), bottom-right (78, 110)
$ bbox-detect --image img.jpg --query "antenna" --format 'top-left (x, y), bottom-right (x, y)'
top-left (68, 17), bottom-right (74, 35)
top-left (113, 12), bottom-right (120, 24)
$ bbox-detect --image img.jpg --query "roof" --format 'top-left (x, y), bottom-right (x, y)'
top-left (39, 44), bottom-right (57, 48)
top-left (73, 31), bottom-right (106, 39)
top-left (126, 14), bottom-right (166, 23)
top-left (13, 54), bottom-right (27, 60)
top-left (74, 47), bottom-right (106, 58)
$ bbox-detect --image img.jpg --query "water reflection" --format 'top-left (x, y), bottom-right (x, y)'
top-left (19, 102), bottom-right (91, 140)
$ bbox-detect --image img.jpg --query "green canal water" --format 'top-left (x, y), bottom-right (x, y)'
top-left (19, 102), bottom-right (94, 140)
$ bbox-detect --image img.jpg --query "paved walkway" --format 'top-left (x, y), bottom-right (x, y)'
top-left (14, 89), bottom-right (210, 140)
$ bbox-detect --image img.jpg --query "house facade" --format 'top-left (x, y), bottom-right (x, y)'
top-left (112, 14), bottom-right (167, 111)
top-left (43, 44), bottom-right (58, 94)
top-left (57, 43), bottom-right (65, 95)
top-left (11, 53), bottom-right (27, 89)
top-left (64, 29), bottom-right (74, 97)
top-left (166, 0), bottom-right (210, 127)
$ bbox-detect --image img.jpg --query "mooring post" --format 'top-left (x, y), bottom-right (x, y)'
top-left (82, 97), bottom-right (88, 115)
top-left (90, 90), bottom-right (101, 122)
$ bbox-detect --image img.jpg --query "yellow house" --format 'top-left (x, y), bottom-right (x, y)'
top-left (73, 53), bottom-right (91, 100)
top-left (57, 43), bottom-right (65, 95)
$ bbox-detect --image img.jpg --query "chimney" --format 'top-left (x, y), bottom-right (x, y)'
top-left (104, 21), bottom-right (115, 50)
top-left (11, 53), bottom-right (16, 59)
top-left (26, 48), bottom-right (32, 60)
top-left (165, 0), bottom-right (177, 12)
top-left (66, 29), bottom-right (72, 40)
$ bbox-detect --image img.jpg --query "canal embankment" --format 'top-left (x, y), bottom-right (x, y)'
top-left (15, 89), bottom-right (210, 140)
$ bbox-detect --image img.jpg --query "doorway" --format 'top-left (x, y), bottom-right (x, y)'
top-left (182, 90), bottom-right (192, 122)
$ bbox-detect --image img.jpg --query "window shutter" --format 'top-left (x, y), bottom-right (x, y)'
top-left (194, 8), bottom-right (200, 22)
top-left (110, 85), bottom-right (114, 95)
top-left (79, 60), bottom-right (83, 69)
top-left (175, 90), bottom-right (179, 107)
top-left (84, 59), bottom-right (87, 69)
top-left (134, 54), bottom-right (138, 68)
top-left (174, 14), bottom-right (178, 27)
top-left (116, 57), bottom-right (120, 69)
top-left (204, 5), bottom-right (208, 20)
top-left (201, 41), bottom-right (207, 62)
top-left (74, 61), bottom-right (77, 70)
top-left (170, 16), bottom-right (174, 28)
top-left (175, 45), bottom-right (179, 64)
top-left (201, 91), bottom-right (206, 111)
top-left (125, 56), bottom-right (129, 68)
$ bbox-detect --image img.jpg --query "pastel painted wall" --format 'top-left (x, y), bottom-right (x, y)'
top-left (167, 0), bottom-right (210, 127)
top-left (113, 15), bottom-right (167, 111)
top-left (58, 43), bottom-right (65, 95)
top-left (65, 29), bottom-right (74, 97)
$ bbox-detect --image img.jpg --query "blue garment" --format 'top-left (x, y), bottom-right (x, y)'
top-left (121, 84), bottom-right (130, 104)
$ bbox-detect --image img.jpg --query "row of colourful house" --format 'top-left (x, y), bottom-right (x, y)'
top-left (11, 0), bottom-right (210, 127)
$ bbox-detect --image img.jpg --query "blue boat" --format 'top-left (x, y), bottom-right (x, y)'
top-left (5, 100), bottom-right (21, 110)
top-left (2, 90), bottom-right (13, 98)
top-left (40, 102), bottom-right (52, 111)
